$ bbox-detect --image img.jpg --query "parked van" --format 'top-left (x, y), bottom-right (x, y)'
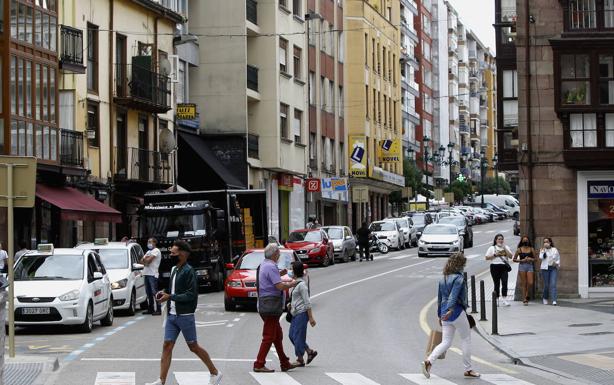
top-left (473, 194), bottom-right (519, 219)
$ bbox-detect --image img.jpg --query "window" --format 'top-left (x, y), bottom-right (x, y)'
top-left (365, 85), bottom-right (369, 118)
top-left (279, 0), bottom-right (288, 9)
top-left (372, 38), bottom-right (376, 70)
top-left (309, 132), bottom-right (316, 160)
top-left (293, 45), bottom-right (302, 80)
top-left (328, 23), bottom-right (334, 55)
top-left (561, 54), bottom-right (591, 105)
top-left (383, 47), bottom-right (387, 79)
top-left (570, 113), bottom-right (597, 147)
top-left (309, 71), bottom-right (315, 104)
top-left (364, 33), bottom-right (368, 66)
top-left (339, 142), bottom-right (345, 172)
top-left (293, 109), bottom-right (302, 143)
top-left (569, 0), bottom-right (597, 29)
top-left (377, 43), bottom-right (381, 73)
top-left (392, 54), bottom-right (396, 83)
top-left (321, 76), bottom-right (326, 109)
top-left (503, 70), bottom-right (518, 98)
top-left (373, 89), bottom-right (377, 120)
top-left (607, 113), bottom-right (614, 146)
top-left (280, 103), bottom-right (289, 139)
top-left (339, 31), bottom-right (345, 62)
top-left (26, 60), bottom-right (32, 118)
top-left (423, 42), bottom-right (431, 61)
top-left (329, 80), bottom-right (334, 113)
top-left (606, 0), bottom-right (614, 27)
top-left (321, 20), bottom-right (327, 53)
top-left (339, 86), bottom-right (344, 117)
top-left (87, 101), bottom-right (99, 147)
top-left (279, 38), bottom-right (288, 73)
top-left (293, 0), bottom-right (301, 18)
top-left (599, 54), bottom-right (614, 104)
top-left (87, 23), bottom-right (98, 92)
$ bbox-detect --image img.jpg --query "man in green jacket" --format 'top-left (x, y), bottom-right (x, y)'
top-left (146, 240), bottom-right (222, 385)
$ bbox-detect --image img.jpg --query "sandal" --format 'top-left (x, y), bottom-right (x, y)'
top-left (464, 370), bottom-right (481, 378)
top-left (421, 360), bottom-right (431, 379)
top-left (306, 350), bottom-right (318, 365)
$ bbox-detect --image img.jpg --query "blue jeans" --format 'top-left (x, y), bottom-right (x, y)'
top-left (541, 267), bottom-right (558, 301)
top-left (144, 275), bottom-right (160, 312)
top-left (288, 311), bottom-right (310, 358)
top-left (164, 314), bottom-right (197, 343)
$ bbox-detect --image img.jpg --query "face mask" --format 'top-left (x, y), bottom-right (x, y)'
top-left (147, 243), bottom-right (154, 250)
top-left (287, 270), bottom-right (294, 278)
top-left (521, 241), bottom-right (529, 246)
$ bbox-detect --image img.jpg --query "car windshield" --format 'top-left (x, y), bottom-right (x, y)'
top-left (412, 215), bottom-right (426, 225)
top-left (439, 217), bottom-right (465, 227)
top-left (395, 219), bottom-right (409, 228)
top-left (288, 231), bottom-right (322, 243)
top-left (236, 251), bottom-right (295, 270)
top-left (423, 225), bottom-right (457, 235)
top-left (141, 212), bottom-right (207, 238)
top-left (14, 254), bottom-right (84, 280)
top-left (324, 228), bottom-right (344, 239)
top-left (95, 249), bottom-right (129, 269)
top-left (370, 222), bottom-right (396, 231)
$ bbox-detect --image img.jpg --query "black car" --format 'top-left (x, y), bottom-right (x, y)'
top-left (437, 215), bottom-right (474, 248)
top-left (406, 212), bottom-right (434, 239)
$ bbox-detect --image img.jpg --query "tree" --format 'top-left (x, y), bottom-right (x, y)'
top-left (446, 179), bottom-right (472, 203)
top-left (480, 176), bottom-right (511, 194)
top-left (389, 159), bottom-right (424, 204)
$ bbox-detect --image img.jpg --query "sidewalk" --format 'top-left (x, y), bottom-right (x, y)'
top-left (3, 355), bottom-right (59, 385)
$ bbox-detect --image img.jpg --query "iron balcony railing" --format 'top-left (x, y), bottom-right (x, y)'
top-left (247, 0), bottom-right (258, 24)
top-left (114, 63), bottom-right (171, 113)
top-left (115, 147), bottom-right (173, 185)
top-left (247, 65), bottom-right (259, 92)
top-left (60, 129), bottom-right (85, 167)
top-left (60, 25), bottom-right (85, 72)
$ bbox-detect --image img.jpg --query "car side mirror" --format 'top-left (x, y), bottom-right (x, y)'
top-left (93, 272), bottom-right (103, 280)
top-left (132, 263), bottom-right (144, 271)
top-left (225, 263), bottom-right (235, 270)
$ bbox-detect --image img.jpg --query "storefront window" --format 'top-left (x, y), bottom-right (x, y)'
top-left (587, 180), bottom-right (614, 287)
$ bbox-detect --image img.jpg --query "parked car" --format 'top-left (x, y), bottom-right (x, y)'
top-left (369, 220), bottom-right (404, 250)
top-left (417, 224), bottom-right (464, 258)
top-left (387, 217), bottom-right (415, 248)
top-left (285, 229), bottom-right (334, 266)
top-left (76, 239), bottom-right (147, 315)
top-left (13, 245), bottom-right (114, 333)
top-left (479, 194), bottom-right (520, 219)
top-left (434, 211), bottom-right (453, 223)
top-left (223, 248), bottom-right (309, 311)
top-left (464, 202), bottom-right (508, 219)
top-left (406, 212), bottom-right (434, 239)
top-left (322, 226), bottom-right (357, 262)
top-left (438, 215), bottom-right (474, 248)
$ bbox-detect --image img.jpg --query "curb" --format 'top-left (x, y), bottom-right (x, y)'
top-left (5, 356), bottom-right (60, 385)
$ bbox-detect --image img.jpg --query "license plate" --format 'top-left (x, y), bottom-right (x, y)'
top-left (162, 272), bottom-right (170, 278)
top-left (248, 292), bottom-right (258, 298)
top-left (22, 307), bottom-right (50, 315)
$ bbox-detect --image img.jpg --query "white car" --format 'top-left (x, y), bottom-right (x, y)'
top-left (76, 239), bottom-right (147, 315)
top-left (418, 224), bottom-right (464, 258)
top-left (387, 217), bottom-right (414, 248)
top-left (369, 220), bottom-right (403, 250)
top-left (13, 245), bottom-right (114, 332)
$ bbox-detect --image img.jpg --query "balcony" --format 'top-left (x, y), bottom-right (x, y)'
top-left (459, 124), bottom-right (469, 135)
top-left (60, 26), bottom-right (85, 73)
top-left (60, 129), bottom-right (85, 168)
top-left (114, 61), bottom-right (171, 114)
top-left (114, 147), bottom-right (173, 185)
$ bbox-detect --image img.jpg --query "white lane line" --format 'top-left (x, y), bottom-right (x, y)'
top-left (465, 254), bottom-right (481, 260)
top-left (83, 358), bottom-right (268, 362)
top-left (196, 322), bottom-right (227, 328)
top-left (327, 373), bottom-right (380, 385)
top-left (175, 372), bottom-right (211, 385)
top-left (501, 230), bottom-right (510, 233)
top-left (486, 230), bottom-right (496, 234)
top-left (226, 324), bottom-right (234, 328)
top-left (399, 373), bottom-right (456, 385)
top-left (233, 318), bottom-right (241, 322)
top-left (390, 254), bottom-right (418, 260)
top-left (481, 374), bottom-right (536, 385)
top-left (473, 230), bottom-right (483, 234)
top-left (94, 372), bottom-right (135, 385)
top-left (250, 372), bottom-right (302, 385)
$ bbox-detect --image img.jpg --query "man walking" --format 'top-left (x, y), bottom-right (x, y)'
top-left (146, 240), bottom-right (222, 385)
top-left (0, 242), bottom-right (8, 274)
top-left (254, 243), bottom-right (298, 373)
top-left (356, 222), bottom-right (372, 262)
top-left (141, 237), bottom-right (162, 315)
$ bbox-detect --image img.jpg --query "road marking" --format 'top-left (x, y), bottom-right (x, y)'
top-left (400, 373), bottom-right (457, 384)
top-left (473, 231), bottom-right (483, 234)
top-left (486, 230), bottom-right (496, 234)
top-left (175, 372), bottom-right (211, 385)
top-left (559, 353), bottom-right (614, 370)
top-left (94, 372), bottom-right (135, 385)
top-left (226, 324), bottom-right (234, 327)
top-left (327, 373), bottom-right (380, 384)
top-left (390, 255), bottom-right (418, 260)
top-left (84, 358), bottom-right (268, 362)
top-left (233, 318), bottom-right (241, 322)
top-left (250, 372), bottom-right (302, 385)
top-left (501, 230), bottom-right (510, 233)
top-left (28, 345), bottom-right (51, 350)
top-left (481, 373), bottom-right (536, 384)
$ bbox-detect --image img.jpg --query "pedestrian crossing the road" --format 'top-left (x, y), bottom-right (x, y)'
top-left (94, 371), bottom-right (537, 385)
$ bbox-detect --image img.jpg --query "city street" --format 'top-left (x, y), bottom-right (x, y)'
top-left (11, 220), bottom-right (584, 385)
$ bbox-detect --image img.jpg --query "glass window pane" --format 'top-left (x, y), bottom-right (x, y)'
top-left (50, 127), bottom-right (57, 160)
top-left (10, 0), bottom-right (17, 38)
top-left (35, 10), bottom-right (41, 46)
top-left (35, 64), bottom-right (41, 119)
top-left (18, 120), bottom-right (25, 155)
top-left (561, 55), bottom-right (576, 78)
top-left (606, 114), bottom-right (614, 147)
top-left (570, 130), bottom-right (583, 147)
top-left (562, 81), bottom-right (590, 105)
top-left (42, 66), bottom-right (48, 121)
top-left (17, 58), bottom-right (23, 116)
top-left (49, 68), bottom-right (55, 122)
top-left (606, 0), bottom-right (614, 28)
top-left (35, 125), bottom-right (42, 158)
top-left (43, 13), bottom-right (49, 50)
top-left (576, 54), bottom-right (591, 77)
top-left (18, 3), bottom-right (25, 41)
top-left (26, 60), bottom-right (31, 117)
top-left (11, 120), bottom-right (17, 155)
top-left (10, 56), bottom-right (16, 115)
top-left (49, 16), bottom-right (56, 51)
top-left (26, 6), bottom-right (32, 43)
top-left (26, 122), bottom-right (33, 156)
top-left (43, 126), bottom-right (49, 159)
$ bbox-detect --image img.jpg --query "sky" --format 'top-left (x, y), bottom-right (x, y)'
top-left (447, 0), bottom-right (496, 54)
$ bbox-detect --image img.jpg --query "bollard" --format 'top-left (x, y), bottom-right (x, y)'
top-left (463, 272), bottom-right (469, 305)
top-left (471, 275), bottom-right (477, 314)
top-left (480, 280), bottom-right (487, 321)
top-left (491, 291), bottom-right (499, 335)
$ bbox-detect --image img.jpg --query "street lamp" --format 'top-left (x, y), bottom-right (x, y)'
top-left (492, 153), bottom-right (499, 196)
top-left (423, 136), bottom-right (431, 209)
top-left (447, 142), bottom-right (455, 184)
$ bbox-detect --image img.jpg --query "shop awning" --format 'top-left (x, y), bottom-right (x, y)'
top-left (36, 184), bottom-right (122, 223)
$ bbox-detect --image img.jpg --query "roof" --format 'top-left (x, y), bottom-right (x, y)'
top-left (23, 248), bottom-right (85, 257)
top-left (291, 228), bottom-right (321, 232)
top-left (75, 242), bottom-right (137, 250)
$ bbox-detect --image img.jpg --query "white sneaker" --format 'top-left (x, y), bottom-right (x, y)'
top-left (543, 299), bottom-right (548, 305)
top-left (552, 301), bottom-right (557, 306)
top-left (503, 300), bottom-right (511, 307)
top-left (209, 372), bottom-right (223, 385)
top-left (145, 380), bottom-right (163, 385)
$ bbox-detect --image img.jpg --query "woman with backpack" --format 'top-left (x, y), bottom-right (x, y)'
top-left (421, 253), bottom-right (479, 379)
top-left (287, 261), bottom-right (318, 367)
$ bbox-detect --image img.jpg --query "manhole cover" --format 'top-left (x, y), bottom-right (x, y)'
top-left (569, 323), bottom-right (602, 327)
top-left (579, 331), bottom-right (614, 336)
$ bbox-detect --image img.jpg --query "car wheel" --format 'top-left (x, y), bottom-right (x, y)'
top-left (79, 303), bottom-right (93, 333)
top-left (127, 290), bottom-right (136, 316)
top-left (224, 296), bottom-right (236, 312)
top-left (100, 298), bottom-right (114, 326)
top-left (321, 253), bottom-right (330, 267)
top-left (411, 239), bottom-right (417, 247)
top-left (378, 242), bottom-right (389, 254)
top-left (215, 264), bottom-right (226, 292)
top-left (343, 249), bottom-right (350, 263)
top-left (513, 212), bottom-right (519, 220)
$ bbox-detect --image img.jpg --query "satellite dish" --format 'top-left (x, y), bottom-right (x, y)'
top-left (159, 58), bottom-right (172, 76)
top-left (159, 128), bottom-right (176, 154)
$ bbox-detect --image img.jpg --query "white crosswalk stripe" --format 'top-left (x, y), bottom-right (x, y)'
top-left (249, 372), bottom-right (302, 385)
top-left (482, 374), bottom-right (536, 385)
top-left (175, 372), bottom-right (211, 385)
top-left (464, 253), bottom-right (481, 259)
top-left (94, 372), bottom-right (135, 385)
top-left (327, 373), bottom-right (381, 385)
top-left (400, 373), bottom-right (457, 385)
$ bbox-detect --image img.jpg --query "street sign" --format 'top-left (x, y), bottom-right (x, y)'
top-left (176, 103), bottom-right (197, 120)
top-left (444, 192), bottom-right (455, 203)
top-left (306, 178), bottom-right (321, 193)
top-left (434, 188), bottom-right (443, 200)
top-left (402, 187), bottom-right (413, 198)
top-left (352, 186), bottom-right (369, 203)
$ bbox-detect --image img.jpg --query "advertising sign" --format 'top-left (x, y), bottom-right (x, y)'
top-left (378, 139), bottom-right (401, 162)
top-left (176, 103), bottom-right (197, 120)
top-left (321, 178), bottom-right (348, 192)
top-left (588, 181), bottom-right (614, 199)
top-left (349, 136), bottom-right (367, 177)
top-left (278, 174), bottom-right (294, 192)
top-left (306, 178), bottom-right (321, 193)
top-left (352, 186), bottom-right (369, 203)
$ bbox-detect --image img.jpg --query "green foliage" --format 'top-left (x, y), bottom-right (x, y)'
top-left (445, 179), bottom-right (472, 203)
top-left (480, 177), bottom-right (511, 194)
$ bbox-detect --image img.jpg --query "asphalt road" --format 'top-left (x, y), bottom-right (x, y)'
top-left (13, 219), bottom-right (586, 385)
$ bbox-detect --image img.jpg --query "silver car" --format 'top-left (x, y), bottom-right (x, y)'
top-left (388, 217), bottom-right (416, 248)
top-left (322, 226), bottom-right (357, 262)
top-left (418, 224), bottom-right (464, 258)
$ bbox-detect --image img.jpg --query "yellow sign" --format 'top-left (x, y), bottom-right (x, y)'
top-left (444, 192), bottom-right (455, 203)
top-left (349, 136), bottom-right (367, 178)
top-left (176, 103), bottom-right (197, 120)
top-left (378, 139), bottom-right (401, 162)
top-left (0, 156), bottom-right (37, 208)
top-left (402, 187), bottom-right (413, 198)
top-left (352, 186), bottom-right (369, 203)
top-left (434, 188), bottom-right (444, 200)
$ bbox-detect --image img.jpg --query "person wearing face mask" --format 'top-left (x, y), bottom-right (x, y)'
top-left (539, 237), bottom-right (561, 305)
top-left (141, 237), bottom-right (162, 315)
top-left (485, 234), bottom-right (513, 306)
top-left (513, 236), bottom-right (536, 305)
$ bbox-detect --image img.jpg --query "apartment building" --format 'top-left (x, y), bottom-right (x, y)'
top-left (192, 0), bottom-right (308, 241)
top-left (346, 0), bottom-right (404, 227)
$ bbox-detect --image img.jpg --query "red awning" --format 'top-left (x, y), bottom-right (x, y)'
top-left (36, 184), bottom-right (122, 223)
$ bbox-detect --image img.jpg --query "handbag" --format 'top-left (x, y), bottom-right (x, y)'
top-left (497, 254), bottom-right (512, 272)
top-left (256, 266), bottom-right (284, 317)
top-left (426, 330), bottom-right (446, 359)
top-left (466, 313), bottom-right (476, 329)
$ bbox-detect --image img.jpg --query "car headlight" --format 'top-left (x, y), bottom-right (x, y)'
top-left (459, 231), bottom-right (466, 236)
top-left (196, 270), bottom-right (208, 276)
top-left (309, 248), bottom-right (321, 253)
top-left (453, 239), bottom-right (460, 245)
top-left (111, 279), bottom-right (128, 290)
top-left (59, 289), bottom-right (80, 301)
top-left (418, 239), bottom-right (426, 246)
top-left (334, 247), bottom-right (341, 251)
top-left (227, 280), bottom-right (242, 287)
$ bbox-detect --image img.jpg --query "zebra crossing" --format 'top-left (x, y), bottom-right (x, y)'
top-left (94, 371), bottom-right (537, 385)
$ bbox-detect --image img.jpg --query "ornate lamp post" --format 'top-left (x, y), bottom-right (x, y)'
top-left (493, 153), bottom-right (499, 195)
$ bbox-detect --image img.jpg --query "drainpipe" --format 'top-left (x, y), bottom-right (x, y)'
top-left (109, 0), bottom-right (115, 238)
top-left (525, 0), bottom-right (535, 241)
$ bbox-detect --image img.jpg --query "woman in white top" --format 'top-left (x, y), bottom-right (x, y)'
top-left (485, 234), bottom-right (513, 306)
top-left (539, 237), bottom-right (561, 305)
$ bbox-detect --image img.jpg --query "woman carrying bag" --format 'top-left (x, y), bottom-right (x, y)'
top-left (421, 253), bottom-right (479, 379)
top-left (287, 261), bottom-right (318, 367)
top-left (539, 237), bottom-right (561, 305)
top-left (485, 234), bottom-right (513, 307)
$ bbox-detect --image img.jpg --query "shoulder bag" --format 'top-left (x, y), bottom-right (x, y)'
top-left (256, 265), bottom-right (284, 317)
top-left (498, 254), bottom-right (512, 272)
top-left (285, 282), bottom-right (301, 323)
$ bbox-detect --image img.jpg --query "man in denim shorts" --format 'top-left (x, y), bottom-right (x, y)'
top-left (146, 240), bottom-right (222, 385)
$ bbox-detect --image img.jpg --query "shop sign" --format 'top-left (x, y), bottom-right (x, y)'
top-left (370, 167), bottom-right (405, 187)
top-left (588, 181), bottom-right (614, 199)
top-left (176, 103), bottom-right (197, 120)
top-left (321, 178), bottom-right (348, 192)
top-left (378, 139), bottom-right (401, 162)
top-left (352, 186), bottom-right (369, 203)
top-left (306, 178), bottom-right (321, 193)
top-left (349, 136), bottom-right (367, 177)
top-left (278, 174), bottom-right (294, 192)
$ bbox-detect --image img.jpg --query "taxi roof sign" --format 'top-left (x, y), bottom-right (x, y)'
top-left (94, 238), bottom-right (109, 245)
top-left (37, 244), bottom-right (54, 254)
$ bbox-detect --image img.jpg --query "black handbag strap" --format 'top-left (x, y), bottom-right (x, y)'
top-left (256, 265), bottom-right (260, 295)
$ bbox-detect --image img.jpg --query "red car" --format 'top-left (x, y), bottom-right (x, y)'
top-left (285, 228), bottom-right (334, 267)
top-left (223, 248), bottom-right (310, 311)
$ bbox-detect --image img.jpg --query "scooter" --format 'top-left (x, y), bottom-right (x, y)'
top-left (369, 234), bottom-right (390, 254)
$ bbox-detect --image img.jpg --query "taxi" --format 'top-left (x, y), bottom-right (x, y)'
top-left (13, 244), bottom-right (114, 332)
